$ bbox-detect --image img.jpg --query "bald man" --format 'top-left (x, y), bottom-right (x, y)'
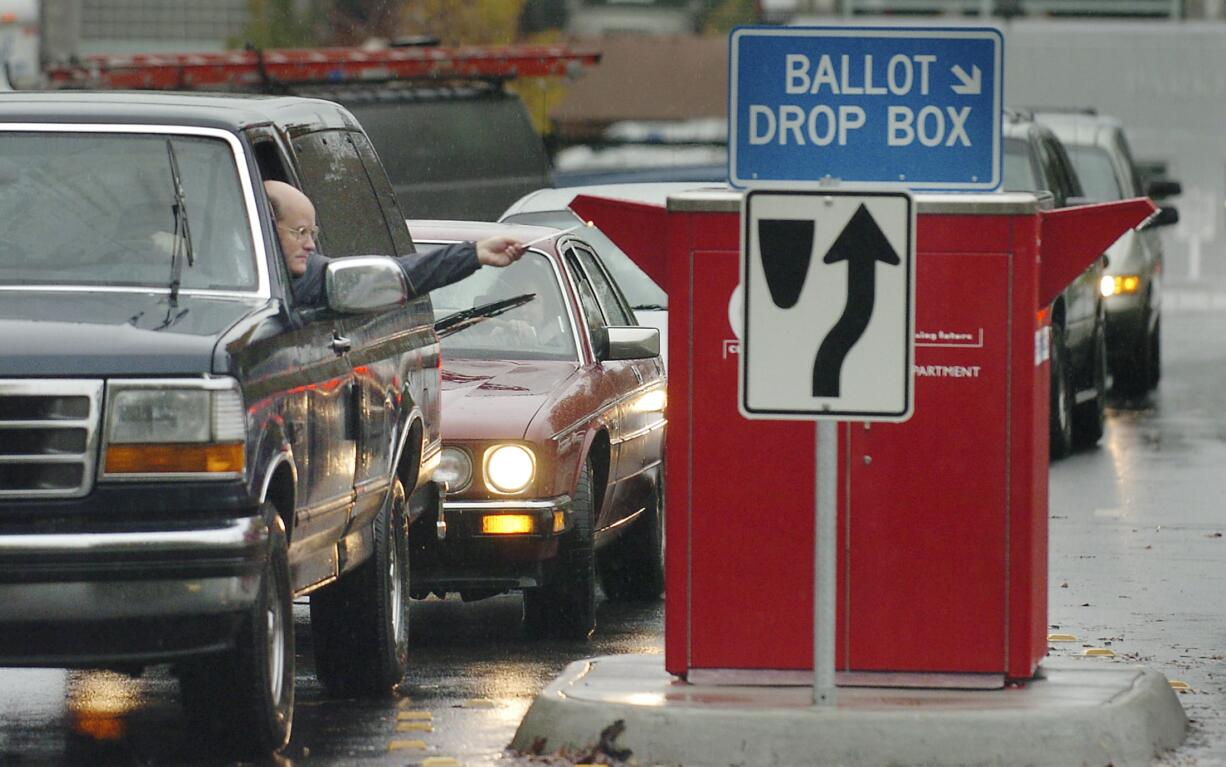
top-left (263, 180), bottom-right (525, 306)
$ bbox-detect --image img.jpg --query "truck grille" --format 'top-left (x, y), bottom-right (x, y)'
top-left (0, 380), bottom-right (103, 499)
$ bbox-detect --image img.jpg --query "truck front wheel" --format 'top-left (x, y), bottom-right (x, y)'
top-left (179, 505), bottom-right (294, 757)
top-left (310, 476), bottom-right (410, 697)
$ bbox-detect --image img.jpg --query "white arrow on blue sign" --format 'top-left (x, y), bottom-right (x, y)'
top-left (729, 26), bottom-right (1003, 191)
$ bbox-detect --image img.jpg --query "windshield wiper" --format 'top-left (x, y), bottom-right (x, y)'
top-left (434, 293), bottom-right (535, 339)
top-left (633, 303), bottom-right (667, 311)
top-left (165, 139), bottom-right (195, 304)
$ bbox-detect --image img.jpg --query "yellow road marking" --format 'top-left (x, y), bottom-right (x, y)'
top-left (1083, 648), bottom-right (1116, 657)
top-left (397, 697), bottom-right (414, 707)
top-left (1047, 633), bottom-right (1077, 642)
top-left (388, 739), bottom-right (427, 751)
top-left (397, 721), bottom-right (434, 733)
top-left (463, 698), bottom-right (496, 708)
top-left (398, 710), bottom-right (433, 720)
top-left (422, 758), bottom-right (461, 767)
top-left (1169, 680), bottom-right (1191, 690)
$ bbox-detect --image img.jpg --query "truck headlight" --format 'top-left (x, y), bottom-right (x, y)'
top-left (484, 444), bottom-right (535, 495)
top-left (102, 379), bottom-right (245, 478)
top-left (434, 447), bottom-right (473, 493)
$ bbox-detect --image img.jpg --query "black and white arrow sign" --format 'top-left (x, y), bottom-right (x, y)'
top-left (740, 189), bottom-right (915, 422)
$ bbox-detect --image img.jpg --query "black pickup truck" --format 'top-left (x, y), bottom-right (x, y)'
top-left (0, 92), bottom-right (442, 754)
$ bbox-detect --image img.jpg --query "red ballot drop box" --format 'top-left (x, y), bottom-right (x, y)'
top-left (571, 190), bottom-right (1154, 686)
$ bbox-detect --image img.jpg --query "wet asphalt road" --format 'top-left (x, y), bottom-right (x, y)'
top-left (0, 589), bottom-right (663, 767)
top-left (0, 307), bottom-right (1223, 767)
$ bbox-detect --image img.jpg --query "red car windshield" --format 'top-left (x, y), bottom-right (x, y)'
top-left (430, 251), bottom-right (579, 362)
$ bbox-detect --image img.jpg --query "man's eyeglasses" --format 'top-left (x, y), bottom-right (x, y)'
top-left (278, 224), bottom-right (320, 242)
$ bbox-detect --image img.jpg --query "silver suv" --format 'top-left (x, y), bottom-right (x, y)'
top-left (1032, 110), bottom-right (1180, 397)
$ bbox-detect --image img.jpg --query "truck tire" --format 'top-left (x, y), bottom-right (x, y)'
top-left (523, 460), bottom-right (596, 640)
top-left (179, 506), bottom-right (294, 757)
top-left (310, 476), bottom-right (410, 697)
top-left (597, 478), bottom-right (664, 602)
top-left (1050, 323), bottom-right (1075, 460)
top-left (1073, 317), bottom-right (1106, 448)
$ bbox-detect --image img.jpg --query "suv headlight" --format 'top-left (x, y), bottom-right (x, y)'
top-left (484, 444), bottom-right (535, 495)
top-left (102, 378), bottom-right (245, 479)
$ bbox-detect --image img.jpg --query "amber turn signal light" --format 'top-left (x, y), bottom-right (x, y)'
top-left (105, 443), bottom-right (245, 475)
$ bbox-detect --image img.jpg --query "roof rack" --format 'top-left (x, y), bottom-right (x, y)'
top-left (45, 43), bottom-right (601, 91)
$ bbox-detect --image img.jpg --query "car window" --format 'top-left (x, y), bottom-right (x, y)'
top-left (1043, 135), bottom-right (1084, 202)
top-left (571, 243), bottom-right (635, 326)
top-left (1113, 130), bottom-right (1144, 196)
top-left (1030, 135), bottom-right (1068, 204)
top-left (349, 131), bottom-right (415, 258)
top-left (0, 131), bottom-right (257, 291)
top-left (292, 129), bottom-right (397, 259)
top-left (1065, 145), bottom-right (1124, 202)
top-left (501, 209), bottom-right (668, 311)
top-left (428, 250), bottom-right (577, 362)
top-left (563, 248), bottom-right (610, 352)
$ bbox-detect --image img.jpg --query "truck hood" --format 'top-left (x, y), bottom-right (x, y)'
top-left (0, 290), bottom-right (262, 377)
top-left (441, 358), bottom-right (579, 440)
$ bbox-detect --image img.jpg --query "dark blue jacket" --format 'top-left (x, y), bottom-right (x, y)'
top-left (291, 242), bottom-right (480, 306)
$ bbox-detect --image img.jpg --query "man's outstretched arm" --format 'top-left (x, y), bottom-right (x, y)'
top-left (401, 236), bottom-right (525, 297)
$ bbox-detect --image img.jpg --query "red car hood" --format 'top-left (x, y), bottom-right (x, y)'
top-left (441, 358), bottom-right (580, 440)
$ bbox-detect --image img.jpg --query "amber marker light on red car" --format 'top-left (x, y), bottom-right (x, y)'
top-left (482, 514), bottom-right (535, 535)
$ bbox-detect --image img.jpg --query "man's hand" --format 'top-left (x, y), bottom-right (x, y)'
top-left (476, 235), bottom-right (526, 268)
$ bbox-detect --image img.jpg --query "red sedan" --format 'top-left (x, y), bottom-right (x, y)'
top-left (408, 220), bottom-right (666, 639)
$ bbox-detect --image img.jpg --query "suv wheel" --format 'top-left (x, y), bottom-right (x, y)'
top-left (1049, 323), bottom-right (1075, 460)
top-left (1073, 314), bottom-right (1106, 448)
top-left (179, 505), bottom-right (294, 757)
top-left (523, 459), bottom-right (596, 640)
top-left (597, 476), bottom-right (664, 602)
top-left (1148, 316), bottom-right (1162, 389)
top-left (310, 476), bottom-right (410, 697)
top-left (1114, 301), bottom-right (1155, 397)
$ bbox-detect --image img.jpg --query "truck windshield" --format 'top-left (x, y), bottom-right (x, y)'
top-left (0, 132), bottom-right (257, 291)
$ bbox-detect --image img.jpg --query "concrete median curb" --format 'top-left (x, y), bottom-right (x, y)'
top-left (511, 654), bottom-right (1186, 767)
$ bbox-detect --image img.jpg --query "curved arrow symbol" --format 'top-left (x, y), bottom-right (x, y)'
top-left (812, 204), bottom-right (900, 398)
top-left (951, 64), bottom-right (981, 95)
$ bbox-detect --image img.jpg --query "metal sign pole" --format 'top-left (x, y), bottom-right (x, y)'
top-left (814, 419), bottom-right (837, 706)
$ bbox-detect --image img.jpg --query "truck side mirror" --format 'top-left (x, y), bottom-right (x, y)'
top-left (603, 326), bottom-right (660, 361)
top-left (1145, 179), bottom-right (1182, 200)
top-left (325, 256), bottom-right (409, 314)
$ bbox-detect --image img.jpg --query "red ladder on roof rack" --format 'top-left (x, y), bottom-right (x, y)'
top-left (46, 44), bottom-right (601, 90)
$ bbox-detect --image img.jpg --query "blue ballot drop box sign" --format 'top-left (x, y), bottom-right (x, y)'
top-left (729, 26), bottom-right (1003, 191)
